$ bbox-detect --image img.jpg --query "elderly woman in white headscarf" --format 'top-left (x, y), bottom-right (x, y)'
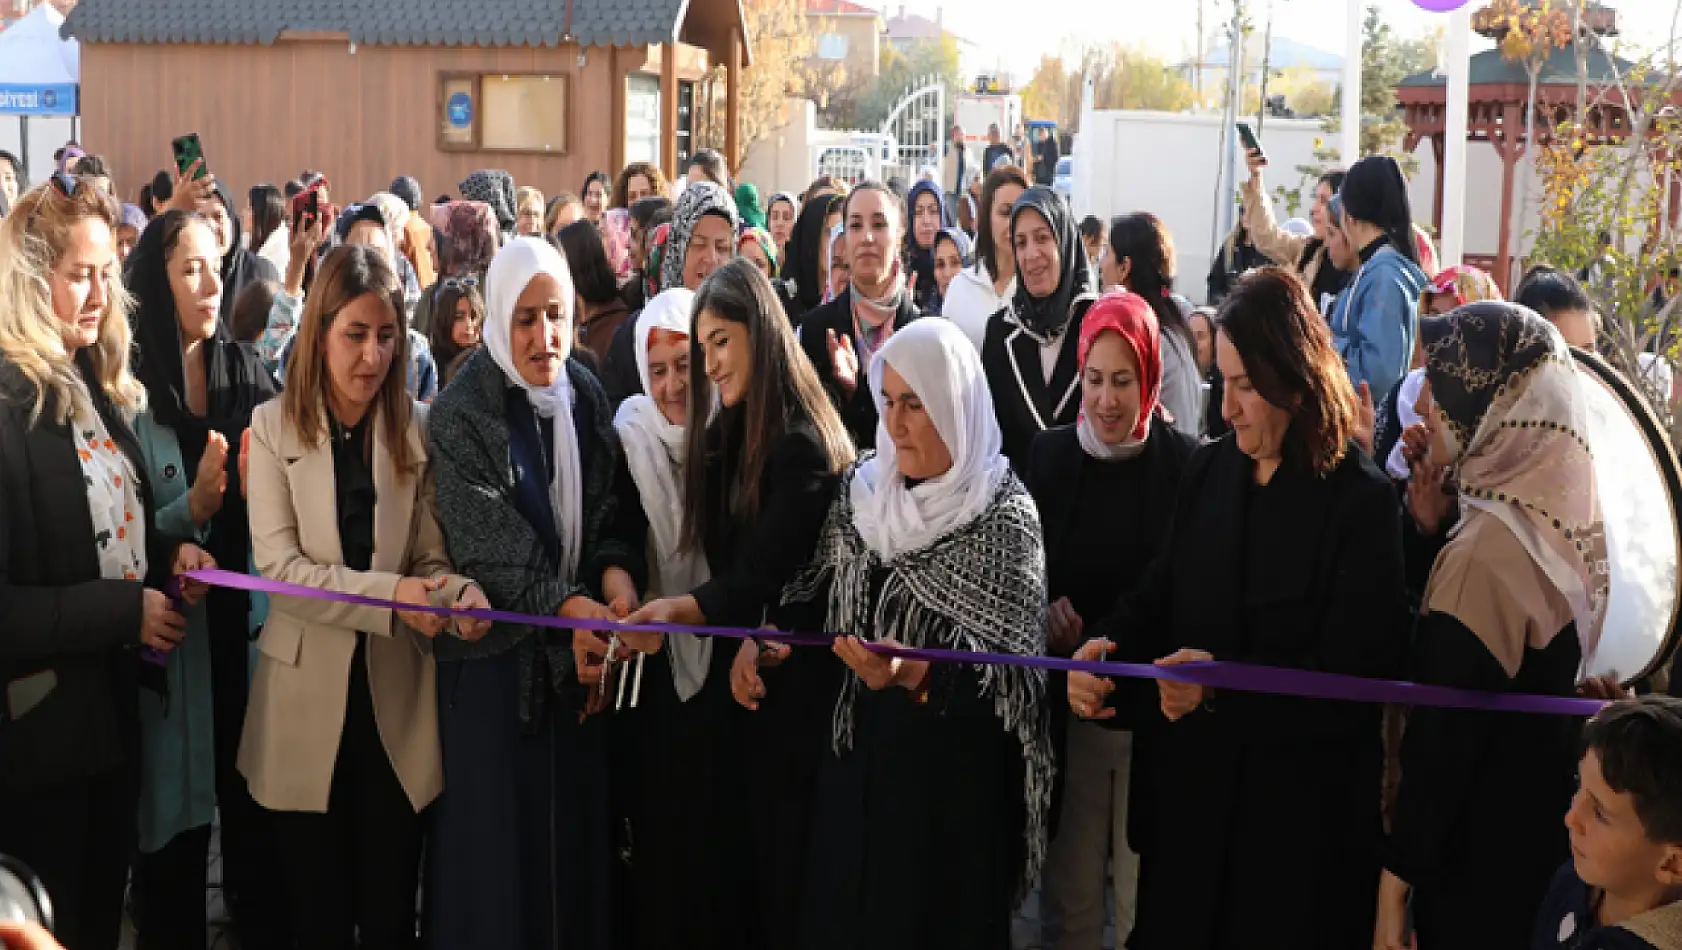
top-left (425, 237), bottom-right (655, 950)
top-left (786, 317), bottom-right (1053, 950)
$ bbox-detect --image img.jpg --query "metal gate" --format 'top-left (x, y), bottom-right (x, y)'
top-left (879, 77), bottom-right (945, 183)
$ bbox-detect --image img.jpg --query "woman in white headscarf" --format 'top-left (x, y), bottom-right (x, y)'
top-left (786, 317), bottom-right (1053, 950)
top-left (426, 237), bottom-right (656, 950)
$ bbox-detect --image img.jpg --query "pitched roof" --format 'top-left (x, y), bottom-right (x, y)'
top-left (1398, 44), bottom-right (1638, 88)
top-left (61, 0), bottom-right (698, 49)
top-left (807, 0), bottom-right (879, 15)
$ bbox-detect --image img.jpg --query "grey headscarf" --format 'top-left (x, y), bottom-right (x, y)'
top-left (389, 175), bottom-right (424, 212)
top-left (659, 181), bottom-right (739, 293)
top-left (461, 169), bottom-right (518, 236)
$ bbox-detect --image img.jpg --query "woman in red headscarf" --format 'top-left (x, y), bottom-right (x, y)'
top-left (1022, 290), bottom-right (1201, 950)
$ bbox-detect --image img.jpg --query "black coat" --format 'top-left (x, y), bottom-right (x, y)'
top-left (981, 299), bottom-right (1092, 472)
top-left (797, 288), bottom-right (920, 451)
top-left (1095, 436), bottom-right (1407, 950)
top-left (0, 356), bottom-right (181, 791)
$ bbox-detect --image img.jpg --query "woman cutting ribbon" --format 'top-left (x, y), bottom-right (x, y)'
top-left (426, 237), bottom-right (651, 950)
top-left (787, 317), bottom-right (1051, 950)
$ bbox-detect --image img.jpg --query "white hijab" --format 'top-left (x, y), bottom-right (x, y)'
top-left (612, 288), bottom-right (713, 701)
top-left (484, 237), bottom-right (584, 584)
top-left (851, 318), bottom-right (1011, 561)
top-left (1385, 367), bottom-right (1427, 480)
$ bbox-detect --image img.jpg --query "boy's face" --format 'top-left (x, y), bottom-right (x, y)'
top-left (1566, 750), bottom-right (1682, 896)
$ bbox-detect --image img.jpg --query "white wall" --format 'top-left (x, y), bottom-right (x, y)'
top-left (739, 98), bottom-right (822, 198)
top-left (1071, 111), bottom-right (1326, 305)
top-left (0, 113), bottom-right (75, 187)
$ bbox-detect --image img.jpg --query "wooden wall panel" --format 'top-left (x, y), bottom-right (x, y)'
top-left (77, 40), bottom-right (635, 210)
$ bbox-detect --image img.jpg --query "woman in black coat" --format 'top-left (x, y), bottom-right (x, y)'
top-left (798, 182), bottom-right (921, 451)
top-left (1067, 267), bottom-right (1407, 950)
top-left (1026, 291), bottom-right (1198, 950)
top-left (981, 186), bottom-right (1098, 471)
top-left (627, 260), bottom-right (855, 949)
top-left (0, 178), bottom-right (210, 950)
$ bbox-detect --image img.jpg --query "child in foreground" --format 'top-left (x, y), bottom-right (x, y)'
top-left (1534, 696), bottom-right (1682, 950)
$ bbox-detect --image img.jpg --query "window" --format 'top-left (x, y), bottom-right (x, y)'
top-left (818, 33), bottom-right (849, 61)
top-left (436, 72), bottom-right (570, 154)
top-left (625, 74), bottom-right (660, 166)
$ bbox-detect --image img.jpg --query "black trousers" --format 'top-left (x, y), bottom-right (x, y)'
top-left (0, 764), bottom-right (136, 950)
top-left (271, 638), bottom-right (423, 950)
top-left (131, 823), bottom-right (213, 950)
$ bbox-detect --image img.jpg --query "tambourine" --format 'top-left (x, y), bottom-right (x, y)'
top-left (1572, 348), bottom-right (1682, 686)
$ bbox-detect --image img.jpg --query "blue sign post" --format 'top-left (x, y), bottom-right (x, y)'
top-left (0, 83), bottom-right (78, 116)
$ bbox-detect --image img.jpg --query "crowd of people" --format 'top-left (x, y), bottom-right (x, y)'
top-left (0, 133), bottom-right (1680, 950)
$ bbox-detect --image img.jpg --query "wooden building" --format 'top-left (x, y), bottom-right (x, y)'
top-left (61, 0), bottom-right (750, 203)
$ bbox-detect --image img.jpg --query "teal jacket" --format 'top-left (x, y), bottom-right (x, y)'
top-left (131, 410), bottom-right (217, 854)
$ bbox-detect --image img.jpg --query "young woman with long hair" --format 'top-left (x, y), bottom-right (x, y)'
top-left (558, 218), bottom-right (632, 367)
top-left (427, 278), bottom-right (484, 388)
top-left (627, 259), bottom-right (854, 948)
top-left (247, 183), bottom-right (290, 275)
top-left (1327, 155), bottom-right (1429, 407)
top-left (1102, 212), bottom-right (1205, 438)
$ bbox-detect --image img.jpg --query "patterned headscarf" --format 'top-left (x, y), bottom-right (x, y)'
top-left (660, 181), bottom-right (738, 293)
top-left (601, 207), bottom-right (634, 284)
top-left (461, 169), bottom-right (518, 235)
top-left (1420, 301), bottom-right (1609, 672)
top-left (428, 201), bottom-right (499, 278)
top-left (643, 222), bottom-right (672, 301)
top-left (738, 226), bottom-right (779, 274)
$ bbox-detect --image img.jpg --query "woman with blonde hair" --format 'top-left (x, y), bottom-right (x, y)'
top-left (242, 243), bottom-right (491, 949)
top-left (0, 175), bottom-right (214, 949)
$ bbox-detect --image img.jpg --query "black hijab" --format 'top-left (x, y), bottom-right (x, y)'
top-left (782, 193), bottom-right (843, 312)
top-left (211, 181), bottom-right (275, 318)
top-left (1007, 186), bottom-right (1095, 339)
top-left (904, 179), bottom-right (951, 310)
top-left (1340, 155), bottom-right (1419, 268)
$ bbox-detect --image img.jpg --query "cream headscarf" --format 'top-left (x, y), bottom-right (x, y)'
top-left (483, 237), bottom-right (584, 583)
top-left (612, 288), bottom-right (713, 700)
top-left (850, 318), bottom-right (1011, 561)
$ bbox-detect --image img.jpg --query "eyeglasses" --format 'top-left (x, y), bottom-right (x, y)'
top-left (442, 276), bottom-right (479, 291)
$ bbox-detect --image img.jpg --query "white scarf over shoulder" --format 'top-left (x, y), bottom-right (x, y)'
top-left (483, 237), bottom-right (584, 585)
top-left (612, 288), bottom-right (713, 701)
top-left (850, 318), bottom-right (1011, 561)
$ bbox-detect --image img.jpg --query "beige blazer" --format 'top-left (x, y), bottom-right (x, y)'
top-left (239, 400), bottom-right (470, 814)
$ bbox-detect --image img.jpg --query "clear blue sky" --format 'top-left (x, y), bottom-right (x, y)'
top-left (865, 0), bottom-right (1678, 84)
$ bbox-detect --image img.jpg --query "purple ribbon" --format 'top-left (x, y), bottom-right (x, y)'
top-left (189, 568), bottom-right (1608, 717)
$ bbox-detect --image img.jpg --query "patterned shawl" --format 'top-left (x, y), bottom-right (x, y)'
top-left (660, 181), bottom-right (738, 292)
top-left (460, 169), bottom-right (518, 236)
top-left (428, 201), bottom-right (499, 279)
top-left (784, 467), bottom-right (1053, 903)
top-left (1420, 301), bottom-right (1609, 671)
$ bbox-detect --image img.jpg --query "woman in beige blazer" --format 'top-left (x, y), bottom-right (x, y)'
top-left (241, 244), bottom-right (490, 950)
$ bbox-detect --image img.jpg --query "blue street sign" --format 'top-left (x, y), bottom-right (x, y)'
top-left (0, 84), bottom-right (78, 116)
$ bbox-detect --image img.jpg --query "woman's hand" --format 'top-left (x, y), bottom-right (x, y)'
top-left (561, 595), bottom-right (615, 686)
top-left (1399, 422), bottom-right (1431, 470)
top-left (168, 160), bottom-right (216, 212)
top-left (450, 584), bottom-right (493, 642)
top-left (188, 431), bottom-right (230, 526)
top-left (0, 921), bottom-right (68, 950)
top-left (394, 575), bottom-right (447, 637)
top-left (623, 595), bottom-right (702, 629)
top-left (1578, 672), bottom-right (1632, 701)
top-left (833, 636), bottom-right (902, 691)
top-left (1048, 596), bottom-right (1085, 655)
top-left (1245, 146), bottom-right (1267, 183)
top-left (285, 212), bottom-right (324, 297)
top-left (141, 588), bottom-right (187, 652)
top-left (600, 568), bottom-right (661, 655)
top-left (172, 543), bottom-right (216, 606)
top-left (1068, 638), bottom-right (1117, 720)
top-left (1373, 868), bottom-right (1413, 950)
top-left (1155, 648), bottom-right (1213, 722)
top-left (826, 328), bottom-right (860, 397)
top-left (1406, 457), bottom-right (1455, 536)
top-left (1353, 381), bottom-right (1376, 458)
top-left (731, 639), bottom-right (766, 710)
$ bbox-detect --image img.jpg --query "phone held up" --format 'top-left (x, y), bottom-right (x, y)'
top-left (1237, 122), bottom-right (1267, 166)
top-left (170, 133), bottom-right (208, 182)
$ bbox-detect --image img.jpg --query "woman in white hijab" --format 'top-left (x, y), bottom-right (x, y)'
top-left (426, 236), bottom-right (656, 949)
top-left (786, 317), bottom-right (1053, 950)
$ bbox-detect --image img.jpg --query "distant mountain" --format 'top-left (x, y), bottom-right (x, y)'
top-left (1198, 36), bottom-right (1343, 72)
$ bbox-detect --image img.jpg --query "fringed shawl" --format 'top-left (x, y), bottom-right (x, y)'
top-left (783, 466), bottom-right (1054, 902)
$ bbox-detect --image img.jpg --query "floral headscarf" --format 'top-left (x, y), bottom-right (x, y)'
top-left (738, 226), bottom-right (779, 274)
top-left (460, 169), bottom-right (518, 236)
top-left (428, 201), bottom-right (499, 278)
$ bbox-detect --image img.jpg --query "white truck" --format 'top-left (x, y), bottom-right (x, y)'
top-left (954, 76), bottom-right (1022, 151)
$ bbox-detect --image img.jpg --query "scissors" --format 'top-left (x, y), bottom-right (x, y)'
top-left (598, 634), bottom-right (646, 710)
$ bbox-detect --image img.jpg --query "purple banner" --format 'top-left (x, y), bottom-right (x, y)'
top-left (189, 568), bottom-right (1607, 717)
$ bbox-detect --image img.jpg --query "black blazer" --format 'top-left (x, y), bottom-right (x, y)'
top-left (1096, 436), bottom-right (1407, 949)
top-left (797, 288), bottom-right (921, 451)
top-left (980, 299), bottom-right (1092, 472)
top-left (0, 357), bottom-right (181, 790)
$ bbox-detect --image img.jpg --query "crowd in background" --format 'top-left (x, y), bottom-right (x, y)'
top-left (0, 132), bottom-right (1680, 950)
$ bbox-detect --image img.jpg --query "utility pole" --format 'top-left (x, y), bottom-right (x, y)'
top-left (1256, 0), bottom-right (1274, 135)
top-left (1195, 0), bottom-right (1205, 104)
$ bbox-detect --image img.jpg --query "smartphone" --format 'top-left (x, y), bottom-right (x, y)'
top-left (1236, 122), bottom-right (1266, 164)
top-left (170, 133), bottom-right (208, 181)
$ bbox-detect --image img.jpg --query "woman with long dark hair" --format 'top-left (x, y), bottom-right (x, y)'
top-left (558, 219), bottom-right (632, 367)
top-left (1102, 213), bottom-right (1204, 437)
top-left (1066, 267), bottom-right (1406, 949)
top-left (427, 279), bottom-right (484, 388)
top-left (1327, 155), bottom-right (1428, 407)
top-left (626, 259), bottom-right (854, 948)
top-left (125, 209), bottom-right (286, 950)
top-left (798, 181), bottom-right (923, 450)
top-left (1243, 158), bottom-right (1349, 310)
top-left (248, 184), bottom-right (289, 275)
top-left (945, 166), bottom-right (1029, 350)
top-left (791, 318), bottom-right (1052, 950)
top-left (979, 185), bottom-right (1096, 469)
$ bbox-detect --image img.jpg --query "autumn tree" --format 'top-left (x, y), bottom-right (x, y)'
top-left (1272, 64), bottom-right (1337, 117)
top-left (696, 0), bottom-right (812, 163)
top-left (1318, 5), bottom-right (1437, 168)
top-left (1020, 44), bottom-right (1196, 132)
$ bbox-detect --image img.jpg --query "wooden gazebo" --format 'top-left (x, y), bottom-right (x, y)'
top-left (1397, 3), bottom-right (1635, 290)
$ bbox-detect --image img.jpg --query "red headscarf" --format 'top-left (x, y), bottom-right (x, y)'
top-left (1077, 290), bottom-right (1161, 442)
